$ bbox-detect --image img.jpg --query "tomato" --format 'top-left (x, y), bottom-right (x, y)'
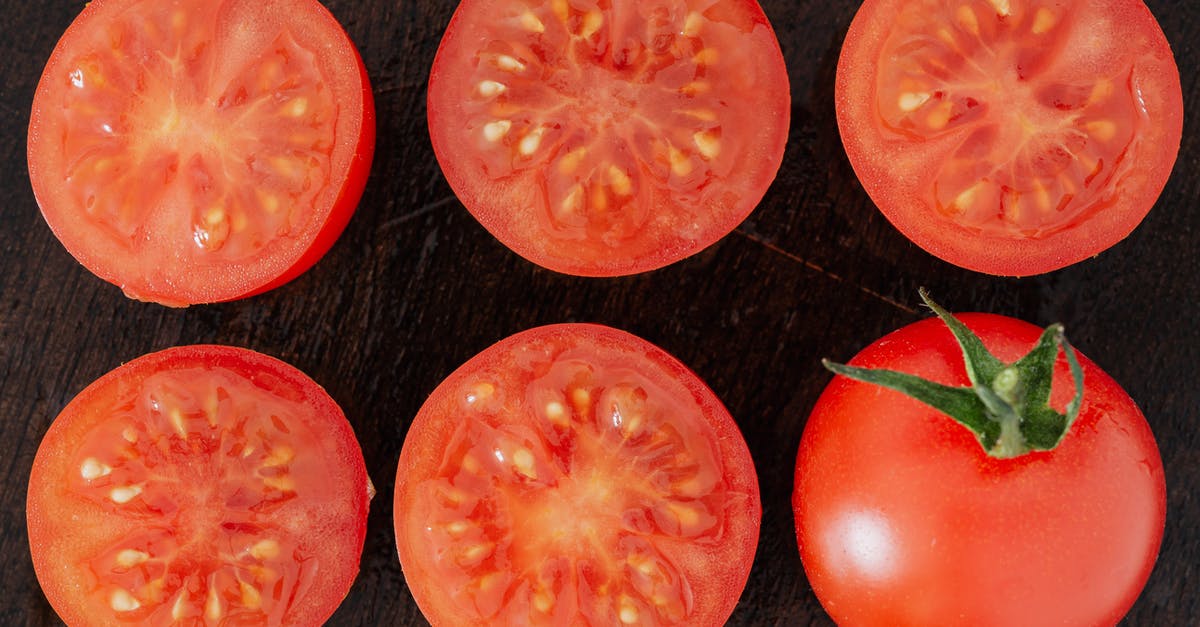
top-left (427, 0), bottom-right (790, 276)
top-left (26, 345), bottom-right (372, 626)
top-left (793, 309), bottom-right (1166, 626)
top-left (836, 0), bottom-right (1183, 275)
top-left (393, 324), bottom-right (760, 625)
top-left (27, 0), bottom-right (375, 306)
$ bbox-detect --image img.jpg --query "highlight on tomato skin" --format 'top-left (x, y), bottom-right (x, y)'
top-left (27, 0), bottom-right (376, 306)
top-left (394, 323), bottom-right (762, 626)
top-left (428, 0), bottom-right (791, 276)
top-left (835, 0), bottom-right (1184, 275)
top-left (26, 345), bottom-right (373, 626)
top-left (793, 309), bottom-right (1166, 626)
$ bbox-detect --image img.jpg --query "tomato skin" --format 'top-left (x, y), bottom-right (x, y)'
top-left (27, 345), bottom-right (371, 627)
top-left (394, 324), bottom-right (761, 626)
top-left (836, 0), bottom-right (1183, 275)
top-left (793, 314), bottom-right (1165, 626)
top-left (427, 0), bottom-right (790, 276)
top-left (27, 0), bottom-right (375, 305)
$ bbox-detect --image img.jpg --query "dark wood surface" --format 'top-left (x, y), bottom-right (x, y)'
top-left (1, 1), bottom-right (1196, 625)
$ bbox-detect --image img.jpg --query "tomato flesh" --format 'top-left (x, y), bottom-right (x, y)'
top-left (394, 324), bottom-right (760, 625)
top-left (27, 346), bottom-right (371, 626)
top-left (793, 314), bottom-right (1166, 626)
top-left (837, 0), bottom-right (1182, 274)
top-left (429, 0), bottom-right (789, 276)
top-left (28, 0), bottom-right (374, 305)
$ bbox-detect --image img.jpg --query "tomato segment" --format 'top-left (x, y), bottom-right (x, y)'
top-left (27, 346), bottom-right (371, 626)
top-left (28, 0), bottom-right (374, 305)
top-left (836, 0), bottom-right (1182, 275)
top-left (395, 325), bottom-right (760, 626)
top-left (429, 0), bottom-right (789, 275)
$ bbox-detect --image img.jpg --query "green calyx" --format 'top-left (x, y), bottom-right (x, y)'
top-left (824, 289), bottom-right (1084, 459)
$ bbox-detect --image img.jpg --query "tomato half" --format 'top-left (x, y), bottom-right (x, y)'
top-left (28, 0), bottom-right (375, 306)
top-left (428, 0), bottom-right (790, 276)
top-left (27, 346), bottom-right (372, 626)
top-left (836, 0), bottom-right (1183, 275)
top-left (793, 314), bottom-right (1165, 626)
top-left (393, 324), bottom-right (760, 625)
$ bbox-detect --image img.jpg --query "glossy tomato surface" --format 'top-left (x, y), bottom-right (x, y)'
top-left (28, 0), bottom-right (375, 306)
top-left (428, 0), bottom-right (790, 276)
top-left (394, 324), bottom-right (760, 625)
top-left (793, 314), bottom-right (1166, 626)
top-left (836, 0), bottom-right (1183, 275)
top-left (26, 345), bottom-right (372, 626)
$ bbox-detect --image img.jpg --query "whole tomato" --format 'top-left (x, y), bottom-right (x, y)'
top-left (793, 292), bottom-right (1165, 626)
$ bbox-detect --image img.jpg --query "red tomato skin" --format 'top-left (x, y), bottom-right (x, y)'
top-left (836, 0), bottom-right (1183, 276)
top-left (793, 314), bottom-right (1165, 626)
top-left (27, 0), bottom-right (375, 305)
top-left (394, 323), bottom-right (761, 626)
top-left (26, 345), bottom-right (371, 627)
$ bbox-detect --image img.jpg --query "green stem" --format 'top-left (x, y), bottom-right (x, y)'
top-left (824, 289), bottom-right (1084, 459)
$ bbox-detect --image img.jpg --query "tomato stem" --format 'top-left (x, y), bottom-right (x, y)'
top-left (823, 289), bottom-right (1085, 459)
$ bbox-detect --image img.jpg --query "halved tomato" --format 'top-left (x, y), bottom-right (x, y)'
top-left (28, 0), bottom-right (375, 306)
top-left (393, 324), bottom-right (761, 625)
top-left (27, 345), bottom-right (372, 626)
top-left (836, 0), bottom-right (1183, 275)
top-left (428, 0), bottom-right (790, 276)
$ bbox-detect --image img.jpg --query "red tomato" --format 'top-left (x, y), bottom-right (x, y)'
top-left (393, 324), bottom-right (760, 625)
top-left (427, 0), bottom-right (790, 276)
top-left (836, 0), bottom-right (1183, 275)
top-left (28, 0), bottom-right (375, 306)
top-left (793, 313), bottom-right (1166, 626)
top-left (27, 345), bottom-right (372, 626)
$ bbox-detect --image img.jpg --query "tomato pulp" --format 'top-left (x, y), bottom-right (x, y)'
top-left (28, 0), bottom-right (375, 305)
top-left (793, 314), bottom-right (1166, 626)
top-left (428, 0), bottom-right (790, 276)
top-left (836, 0), bottom-right (1182, 275)
top-left (27, 346), bottom-right (372, 626)
top-left (394, 324), bottom-right (761, 625)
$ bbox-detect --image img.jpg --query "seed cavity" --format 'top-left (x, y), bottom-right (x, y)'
top-left (898, 92), bottom-right (931, 112)
top-left (956, 5), bottom-right (979, 35)
top-left (206, 584), bottom-right (222, 621)
top-left (250, 539), bottom-right (280, 561)
top-left (520, 11), bottom-right (545, 33)
top-left (519, 128), bottom-right (546, 156)
top-left (986, 0), bottom-right (1011, 17)
top-left (693, 131), bottom-right (720, 160)
top-left (483, 120), bottom-right (512, 143)
top-left (513, 448), bottom-right (537, 479)
top-left (81, 457), bottom-right (112, 480)
top-left (579, 11), bottom-right (603, 38)
top-left (693, 48), bottom-right (719, 66)
top-left (115, 549), bottom-right (149, 568)
top-left (477, 80), bottom-right (507, 98)
top-left (110, 589), bottom-right (141, 612)
top-left (284, 97), bottom-right (308, 118)
top-left (110, 485), bottom-right (143, 504)
top-left (609, 166), bottom-right (633, 196)
top-left (495, 55), bottom-right (526, 73)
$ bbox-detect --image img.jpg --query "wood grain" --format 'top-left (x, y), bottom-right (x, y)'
top-left (0, 1), bottom-right (1196, 625)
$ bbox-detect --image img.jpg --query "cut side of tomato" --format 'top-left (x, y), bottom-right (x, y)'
top-left (27, 346), bottom-right (372, 626)
top-left (837, 0), bottom-right (1182, 275)
top-left (394, 324), bottom-right (760, 625)
top-left (428, 0), bottom-right (790, 276)
top-left (28, 0), bottom-right (375, 305)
